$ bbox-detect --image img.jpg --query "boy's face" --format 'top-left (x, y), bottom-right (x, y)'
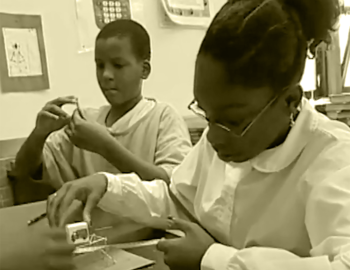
top-left (95, 36), bottom-right (147, 107)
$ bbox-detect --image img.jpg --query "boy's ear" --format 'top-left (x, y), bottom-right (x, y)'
top-left (142, 60), bottom-right (151, 80)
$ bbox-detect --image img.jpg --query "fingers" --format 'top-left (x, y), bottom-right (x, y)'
top-left (58, 186), bottom-right (82, 227)
top-left (72, 109), bottom-right (85, 125)
top-left (75, 101), bottom-right (85, 119)
top-left (47, 186), bottom-right (70, 227)
top-left (47, 192), bottom-right (58, 227)
top-left (45, 104), bottom-right (70, 119)
top-left (40, 111), bottom-right (60, 121)
top-left (68, 117), bottom-right (75, 133)
top-left (58, 200), bottom-right (84, 228)
top-left (167, 218), bottom-right (193, 234)
top-left (156, 238), bottom-right (169, 252)
top-left (148, 217), bottom-right (174, 231)
top-left (70, 110), bottom-right (78, 128)
top-left (47, 192), bottom-right (60, 227)
top-left (156, 238), bottom-right (183, 268)
top-left (66, 110), bottom-right (83, 136)
top-left (64, 126), bottom-right (73, 138)
top-left (156, 238), bottom-right (181, 252)
top-left (48, 184), bottom-right (83, 228)
top-left (48, 96), bottom-right (77, 107)
top-left (83, 194), bottom-right (100, 225)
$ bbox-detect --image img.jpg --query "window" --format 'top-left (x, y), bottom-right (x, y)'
top-left (311, 2), bottom-right (350, 100)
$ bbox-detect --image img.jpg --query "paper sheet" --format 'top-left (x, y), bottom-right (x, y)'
top-left (168, 0), bottom-right (205, 10)
top-left (74, 248), bottom-right (155, 270)
top-left (2, 28), bottom-right (42, 77)
top-left (75, 0), bottom-right (99, 53)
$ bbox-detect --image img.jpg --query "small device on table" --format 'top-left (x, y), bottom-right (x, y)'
top-left (93, 0), bottom-right (131, 29)
top-left (66, 222), bottom-right (90, 245)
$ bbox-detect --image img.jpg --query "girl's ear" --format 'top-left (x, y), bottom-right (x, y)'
top-left (142, 60), bottom-right (151, 80)
top-left (286, 85), bottom-right (303, 114)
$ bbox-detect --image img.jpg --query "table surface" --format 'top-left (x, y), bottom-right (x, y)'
top-left (0, 201), bottom-right (169, 270)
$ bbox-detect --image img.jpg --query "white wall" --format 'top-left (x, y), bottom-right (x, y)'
top-left (0, 0), bottom-right (315, 140)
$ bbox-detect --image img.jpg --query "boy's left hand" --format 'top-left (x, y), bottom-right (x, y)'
top-left (65, 110), bottom-right (112, 154)
top-left (157, 218), bottom-right (215, 270)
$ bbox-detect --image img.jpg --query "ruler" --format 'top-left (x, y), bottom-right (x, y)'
top-left (74, 238), bottom-right (161, 254)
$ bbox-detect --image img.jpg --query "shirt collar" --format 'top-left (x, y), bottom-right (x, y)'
top-left (250, 98), bottom-right (318, 173)
top-left (97, 97), bottom-right (156, 134)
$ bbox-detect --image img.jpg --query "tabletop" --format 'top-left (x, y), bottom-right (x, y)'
top-left (0, 201), bottom-right (169, 270)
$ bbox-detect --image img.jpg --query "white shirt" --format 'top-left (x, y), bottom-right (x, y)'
top-left (97, 99), bottom-right (350, 270)
top-left (43, 98), bottom-right (192, 189)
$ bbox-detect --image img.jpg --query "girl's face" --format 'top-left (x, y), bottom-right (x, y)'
top-left (95, 36), bottom-right (147, 107)
top-left (193, 54), bottom-right (292, 162)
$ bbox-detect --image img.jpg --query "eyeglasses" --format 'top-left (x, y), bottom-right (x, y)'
top-left (188, 88), bottom-right (289, 137)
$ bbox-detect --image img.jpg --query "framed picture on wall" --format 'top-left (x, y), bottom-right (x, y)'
top-left (0, 13), bottom-right (50, 93)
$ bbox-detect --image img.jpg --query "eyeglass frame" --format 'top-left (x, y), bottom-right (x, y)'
top-left (188, 86), bottom-right (292, 138)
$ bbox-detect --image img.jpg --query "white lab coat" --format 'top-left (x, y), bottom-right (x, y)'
top-left (97, 98), bottom-right (350, 270)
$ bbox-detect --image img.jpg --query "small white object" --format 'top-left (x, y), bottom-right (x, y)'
top-left (66, 222), bottom-right (90, 245)
top-left (74, 238), bottom-right (161, 254)
top-left (166, 229), bottom-right (185, 237)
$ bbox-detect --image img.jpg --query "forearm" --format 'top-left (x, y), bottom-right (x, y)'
top-left (100, 138), bottom-right (169, 182)
top-left (201, 244), bottom-right (350, 270)
top-left (97, 172), bottom-right (179, 226)
top-left (14, 128), bottom-right (48, 180)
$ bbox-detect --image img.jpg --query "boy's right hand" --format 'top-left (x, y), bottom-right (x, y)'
top-left (34, 96), bottom-right (77, 138)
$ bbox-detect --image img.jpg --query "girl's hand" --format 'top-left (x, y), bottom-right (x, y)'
top-left (47, 173), bottom-right (108, 227)
top-left (157, 218), bottom-right (215, 270)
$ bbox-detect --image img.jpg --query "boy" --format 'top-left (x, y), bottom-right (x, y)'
top-left (14, 20), bottom-right (192, 190)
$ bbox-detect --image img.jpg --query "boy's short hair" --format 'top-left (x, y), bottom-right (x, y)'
top-left (96, 19), bottom-right (151, 61)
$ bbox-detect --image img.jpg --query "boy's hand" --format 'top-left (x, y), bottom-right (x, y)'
top-left (12, 228), bottom-right (75, 270)
top-left (65, 110), bottom-right (112, 154)
top-left (34, 96), bottom-right (77, 138)
top-left (156, 218), bottom-right (215, 270)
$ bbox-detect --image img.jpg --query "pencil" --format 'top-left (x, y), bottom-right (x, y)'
top-left (27, 212), bottom-right (47, 226)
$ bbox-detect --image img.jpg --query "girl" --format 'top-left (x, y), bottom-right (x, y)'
top-left (48, 1), bottom-right (350, 270)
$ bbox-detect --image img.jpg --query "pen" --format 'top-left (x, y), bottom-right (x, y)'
top-left (27, 212), bottom-right (47, 226)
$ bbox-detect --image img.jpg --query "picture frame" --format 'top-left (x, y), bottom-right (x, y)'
top-left (0, 13), bottom-right (50, 93)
